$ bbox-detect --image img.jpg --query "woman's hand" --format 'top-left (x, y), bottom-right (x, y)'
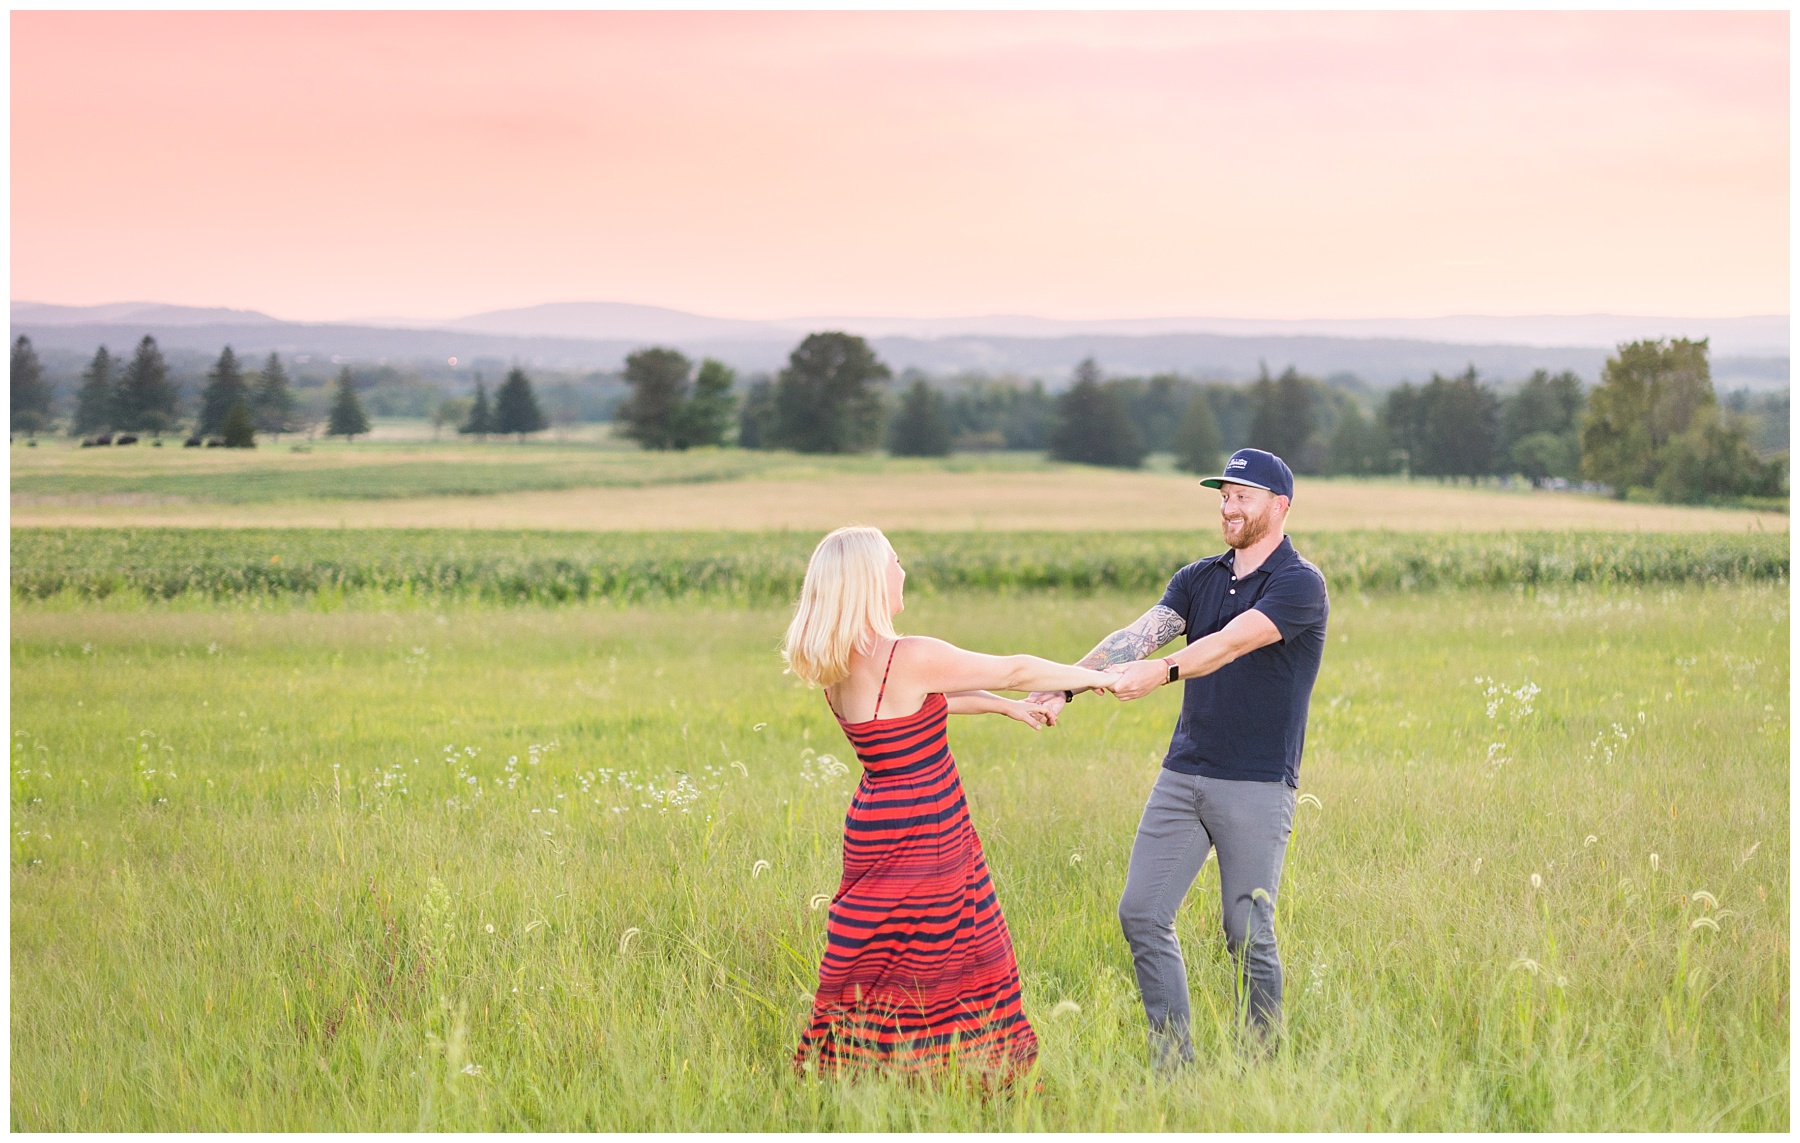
top-left (999, 698), bottom-right (1057, 730)
top-left (1083, 667), bottom-right (1119, 694)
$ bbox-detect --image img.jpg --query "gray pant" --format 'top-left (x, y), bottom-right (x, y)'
top-left (1117, 768), bottom-right (1296, 1065)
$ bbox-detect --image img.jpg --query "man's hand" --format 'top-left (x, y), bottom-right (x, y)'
top-left (1106, 659), bottom-right (1170, 701)
top-left (1025, 691), bottom-right (1067, 726)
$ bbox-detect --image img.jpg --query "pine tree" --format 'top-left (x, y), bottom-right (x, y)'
top-left (327, 367), bottom-right (370, 440)
top-left (251, 352), bottom-right (296, 437)
top-left (460, 378), bottom-right (492, 438)
top-left (1047, 359), bottom-right (1144, 468)
top-left (10, 335), bottom-right (52, 436)
top-left (671, 358), bottom-right (735, 448)
top-left (198, 346), bottom-right (248, 437)
top-left (1247, 366), bottom-right (1320, 467)
top-left (221, 399), bottom-right (257, 448)
top-left (1418, 366), bottom-right (1499, 479)
top-left (1326, 401), bottom-right (1391, 476)
top-left (72, 346), bottom-right (117, 436)
top-left (492, 366), bottom-right (546, 440)
top-left (887, 379), bottom-right (953, 457)
top-left (116, 336), bottom-right (179, 436)
top-left (1173, 391), bottom-right (1223, 473)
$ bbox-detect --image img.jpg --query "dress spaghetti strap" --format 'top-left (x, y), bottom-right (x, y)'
top-left (872, 640), bottom-right (899, 720)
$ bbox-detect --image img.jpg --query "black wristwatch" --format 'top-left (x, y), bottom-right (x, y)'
top-left (1165, 660), bottom-right (1180, 685)
top-left (1063, 690), bottom-right (1075, 703)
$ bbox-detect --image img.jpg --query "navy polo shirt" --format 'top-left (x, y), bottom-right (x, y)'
top-left (1157, 535), bottom-right (1329, 786)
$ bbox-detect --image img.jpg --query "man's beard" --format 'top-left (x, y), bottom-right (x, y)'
top-left (1221, 505), bottom-right (1274, 550)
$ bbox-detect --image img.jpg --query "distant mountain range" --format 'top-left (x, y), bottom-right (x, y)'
top-left (11, 300), bottom-right (1788, 389)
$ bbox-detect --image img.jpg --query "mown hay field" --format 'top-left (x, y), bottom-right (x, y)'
top-left (10, 440), bottom-right (1786, 532)
top-left (10, 573), bottom-right (1788, 1130)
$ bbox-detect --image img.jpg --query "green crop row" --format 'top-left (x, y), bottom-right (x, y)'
top-left (11, 528), bottom-right (1787, 605)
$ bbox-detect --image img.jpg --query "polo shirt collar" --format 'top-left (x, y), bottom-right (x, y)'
top-left (1225, 535), bottom-right (1296, 579)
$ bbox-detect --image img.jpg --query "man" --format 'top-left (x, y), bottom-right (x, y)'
top-left (1031, 447), bottom-right (1329, 1067)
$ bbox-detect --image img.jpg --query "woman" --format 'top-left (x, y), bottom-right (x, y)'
top-left (784, 526), bottom-right (1117, 1081)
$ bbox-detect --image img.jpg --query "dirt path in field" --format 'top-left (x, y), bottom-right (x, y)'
top-left (11, 470), bottom-right (1785, 532)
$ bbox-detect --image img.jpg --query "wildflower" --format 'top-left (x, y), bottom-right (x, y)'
top-left (618, 927), bottom-right (641, 954)
top-left (1050, 1000), bottom-right (1081, 1019)
top-left (485, 923), bottom-right (495, 934)
top-left (1069, 852), bottom-right (1083, 866)
top-left (1689, 916), bottom-right (1719, 932)
top-left (1529, 873), bottom-right (1542, 890)
top-left (460, 1063), bottom-right (483, 1077)
top-left (731, 761), bottom-right (748, 777)
top-left (1584, 835), bottom-right (1598, 848)
top-left (752, 860), bottom-right (770, 879)
top-left (1297, 792), bottom-right (1322, 810)
top-left (752, 723), bottom-right (768, 732)
top-left (1690, 891), bottom-right (1717, 910)
top-left (1650, 853), bottom-right (1661, 873)
top-left (809, 893), bottom-right (830, 910)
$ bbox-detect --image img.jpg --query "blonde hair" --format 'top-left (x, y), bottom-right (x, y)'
top-left (783, 526), bottom-right (897, 687)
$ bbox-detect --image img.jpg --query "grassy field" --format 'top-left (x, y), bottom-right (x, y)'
top-left (11, 438), bottom-right (1785, 532)
top-left (10, 581), bottom-right (1788, 1129)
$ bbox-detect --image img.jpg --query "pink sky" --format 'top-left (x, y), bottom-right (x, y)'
top-left (11, 11), bottom-right (1789, 323)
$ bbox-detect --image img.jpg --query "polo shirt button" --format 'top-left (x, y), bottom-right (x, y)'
top-left (1229, 589), bottom-right (1236, 594)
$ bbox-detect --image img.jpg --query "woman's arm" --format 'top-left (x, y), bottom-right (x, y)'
top-left (946, 691), bottom-right (1055, 729)
top-left (899, 636), bottom-right (1117, 696)
top-left (944, 690), bottom-right (1011, 716)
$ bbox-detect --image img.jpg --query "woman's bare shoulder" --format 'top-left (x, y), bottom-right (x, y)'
top-left (892, 634), bottom-right (980, 669)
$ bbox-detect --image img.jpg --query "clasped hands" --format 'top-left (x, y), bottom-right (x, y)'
top-left (1020, 658), bottom-right (1171, 728)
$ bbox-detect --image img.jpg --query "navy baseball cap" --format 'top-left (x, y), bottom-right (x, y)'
top-left (1200, 448), bottom-right (1295, 500)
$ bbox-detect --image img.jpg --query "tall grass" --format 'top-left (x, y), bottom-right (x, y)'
top-left (13, 528), bottom-right (1788, 605)
top-left (10, 585), bottom-right (1788, 1129)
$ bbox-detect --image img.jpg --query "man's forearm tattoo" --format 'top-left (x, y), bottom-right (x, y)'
top-left (1075, 604), bottom-right (1186, 670)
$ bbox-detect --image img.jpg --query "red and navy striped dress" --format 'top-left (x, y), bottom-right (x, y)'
top-left (795, 646), bottom-right (1039, 1080)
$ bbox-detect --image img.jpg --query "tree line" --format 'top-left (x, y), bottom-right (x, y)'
top-left (9, 335), bottom-right (557, 447)
top-left (12, 329), bottom-right (1786, 505)
top-left (610, 331), bottom-right (1784, 506)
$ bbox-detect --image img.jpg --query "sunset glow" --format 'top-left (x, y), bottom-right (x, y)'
top-left (11, 11), bottom-right (1789, 323)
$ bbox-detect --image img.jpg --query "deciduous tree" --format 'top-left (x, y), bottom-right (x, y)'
top-left (767, 332), bottom-right (890, 454)
top-left (670, 358), bottom-right (735, 449)
top-left (221, 399), bottom-right (257, 448)
top-left (736, 377), bottom-right (775, 449)
top-left (617, 348), bottom-right (693, 450)
top-left (1583, 338), bottom-right (1781, 502)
